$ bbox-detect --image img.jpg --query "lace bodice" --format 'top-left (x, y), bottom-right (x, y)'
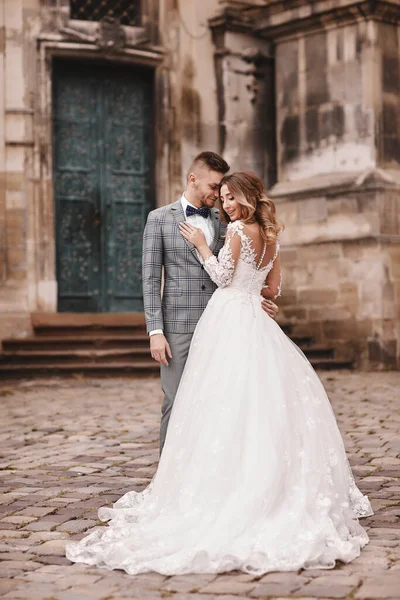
top-left (204, 221), bottom-right (281, 297)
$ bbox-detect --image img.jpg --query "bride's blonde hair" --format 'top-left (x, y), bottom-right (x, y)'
top-left (218, 171), bottom-right (284, 245)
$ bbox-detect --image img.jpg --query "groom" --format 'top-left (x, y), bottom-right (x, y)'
top-left (142, 151), bottom-right (278, 452)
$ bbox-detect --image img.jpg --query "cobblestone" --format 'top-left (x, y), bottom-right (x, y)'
top-left (1, 371), bottom-right (399, 599)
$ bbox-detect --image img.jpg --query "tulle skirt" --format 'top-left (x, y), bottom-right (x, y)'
top-left (66, 286), bottom-right (372, 575)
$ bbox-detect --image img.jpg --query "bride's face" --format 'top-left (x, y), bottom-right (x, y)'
top-left (220, 184), bottom-right (242, 221)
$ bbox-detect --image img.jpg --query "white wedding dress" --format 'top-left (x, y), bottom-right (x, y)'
top-left (66, 220), bottom-right (372, 575)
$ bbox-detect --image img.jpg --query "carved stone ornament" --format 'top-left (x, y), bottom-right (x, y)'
top-left (96, 16), bottom-right (126, 53)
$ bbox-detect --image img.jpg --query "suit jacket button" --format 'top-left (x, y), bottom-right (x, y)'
top-left (201, 265), bottom-right (204, 270)
top-left (201, 285), bottom-right (206, 291)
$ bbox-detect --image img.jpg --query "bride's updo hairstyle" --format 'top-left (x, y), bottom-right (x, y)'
top-left (218, 171), bottom-right (284, 245)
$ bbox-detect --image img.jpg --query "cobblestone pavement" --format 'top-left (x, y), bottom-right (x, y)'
top-left (1, 371), bottom-right (400, 600)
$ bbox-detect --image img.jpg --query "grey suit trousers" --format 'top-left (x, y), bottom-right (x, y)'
top-left (160, 332), bottom-right (194, 454)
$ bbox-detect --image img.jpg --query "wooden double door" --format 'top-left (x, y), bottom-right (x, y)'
top-left (53, 60), bottom-right (153, 312)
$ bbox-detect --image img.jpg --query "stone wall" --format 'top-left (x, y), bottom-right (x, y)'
top-left (274, 177), bottom-right (400, 369)
top-left (275, 18), bottom-right (381, 184)
top-left (247, 0), bottom-right (400, 369)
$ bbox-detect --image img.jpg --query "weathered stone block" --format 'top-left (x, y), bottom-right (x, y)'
top-left (6, 248), bottom-right (25, 270)
top-left (322, 318), bottom-right (373, 341)
top-left (299, 242), bottom-right (342, 260)
top-left (8, 268), bottom-right (26, 281)
top-left (282, 212), bottom-right (379, 246)
top-left (339, 282), bottom-right (359, 309)
top-left (0, 313), bottom-right (30, 340)
top-left (382, 56), bottom-right (400, 95)
top-left (312, 303), bottom-right (353, 322)
top-left (382, 280), bottom-right (396, 319)
top-left (306, 107), bottom-right (319, 145)
top-left (382, 135), bottom-right (400, 164)
top-left (276, 38), bottom-right (298, 111)
top-left (328, 197), bottom-right (358, 216)
top-left (354, 105), bottom-right (371, 138)
top-left (282, 306), bottom-right (307, 322)
top-left (305, 33), bottom-right (329, 107)
top-left (5, 208), bottom-right (25, 231)
top-left (343, 61), bottom-right (363, 104)
top-left (277, 288), bottom-right (297, 306)
top-left (282, 266), bottom-right (310, 288)
top-left (298, 288), bottom-right (337, 305)
top-left (279, 247), bottom-right (298, 263)
top-left (298, 197), bottom-right (327, 224)
top-left (6, 224), bottom-right (25, 247)
top-left (368, 338), bottom-right (397, 368)
top-left (379, 193), bottom-right (400, 235)
top-left (280, 114), bottom-right (299, 162)
top-left (351, 256), bottom-right (386, 285)
top-left (277, 201), bottom-right (298, 226)
top-left (382, 102), bottom-right (397, 137)
top-left (388, 247), bottom-right (400, 279)
top-left (0, 251), bottom-right (5, 282)
top-left (308, 260), bottom-right (340, 287)
top-left (332, 104), bottom-right (345, 137)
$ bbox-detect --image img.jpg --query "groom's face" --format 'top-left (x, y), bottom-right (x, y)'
top-left (193, 168), bottom-right (224, 209)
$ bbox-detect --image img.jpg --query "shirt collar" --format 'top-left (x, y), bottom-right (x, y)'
top-left (180, 193), bottom-right (197, 212)
top-left (181, 194), bottom-right (213, 219)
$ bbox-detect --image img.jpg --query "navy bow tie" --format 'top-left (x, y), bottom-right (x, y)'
top-left (185, 205), bottom-right (210, 219)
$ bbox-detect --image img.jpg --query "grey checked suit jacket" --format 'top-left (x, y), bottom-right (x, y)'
top-left (142, 199), bottom-right (226, 335)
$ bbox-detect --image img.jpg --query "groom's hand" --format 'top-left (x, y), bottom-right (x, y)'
top-left (150, 334), bottom-right (173, 366)
top-left (261, 299), bottom-right (279, 319)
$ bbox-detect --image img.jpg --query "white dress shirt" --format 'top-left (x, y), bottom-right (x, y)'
top-left (180, 194), bottom-right (215, 263)
top-left (149, 194), bottom-right (215, 337)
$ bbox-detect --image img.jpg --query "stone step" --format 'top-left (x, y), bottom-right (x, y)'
top-left (288, 336), bottom-right (317, 348)
top-left (31, 312), bottom-right (147, 337)
top-left (0, 360), bottom-right (159, 377)
top-left (2, 338), bottom-right (333, 361)
top-left (33, 327), bottom-right (147, 337)
top-left (299, 344), bottom-right (334, 359)
top-left (308, 358), bottom-right (354, 369)
top-left (0, 312), bottom-right (352, 375)
top-left (31, 312), bottom-right (146, 329)
top-left (1, 348), bottom-right (151, 362)
top-left (3, 334), bottom-right (150, 351)
top-left (0, 354), bottom-right (351, 376)
top-left (4, 330), bottom-right (314, 346)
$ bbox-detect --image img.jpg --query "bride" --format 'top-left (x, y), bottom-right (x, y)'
top-left (66, 171), bottom-right (372, 575)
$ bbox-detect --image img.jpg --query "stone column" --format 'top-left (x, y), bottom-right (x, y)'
top-left (0, 3), bottom-right (5, 294)
top-left (209, 2), bottom-right (276, 187)
top-left (0, 0), bottom-right (34, 340)
top-left (253, 0), bottom-right (400, 368)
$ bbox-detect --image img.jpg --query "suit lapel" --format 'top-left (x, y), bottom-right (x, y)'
top-left (210, 208), bottom-right (223, 254)
top-left (171, 199), bottom-right (201, 264)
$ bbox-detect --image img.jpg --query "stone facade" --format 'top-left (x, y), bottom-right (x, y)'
top-left (251, 2), bottom-right (400, 370)
top-left (0, 0), bottom-right (399, 368)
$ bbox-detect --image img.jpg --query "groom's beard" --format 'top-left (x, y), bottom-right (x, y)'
top-left (193, 184), bottom-right (218, 209)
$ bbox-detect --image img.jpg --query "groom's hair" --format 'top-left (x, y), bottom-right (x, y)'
top-left (188, 151), bottom-right (230, 179)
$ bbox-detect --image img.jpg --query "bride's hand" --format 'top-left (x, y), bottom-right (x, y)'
top-left (179, 222), bottom-right (208, 250)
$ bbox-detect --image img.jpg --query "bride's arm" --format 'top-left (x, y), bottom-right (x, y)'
top-left (179, 222), bottom-right (241, 288)
top-left (261, 245), bottom-right (282, 299)
top-left (203, 227), bottom-right (241, 287)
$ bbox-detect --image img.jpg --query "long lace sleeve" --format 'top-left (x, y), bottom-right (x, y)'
top-left (203, 222), bottom-right (242, 288)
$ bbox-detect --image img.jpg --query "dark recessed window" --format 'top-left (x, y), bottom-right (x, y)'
top-left (70, 1), bottom-right (141, 27)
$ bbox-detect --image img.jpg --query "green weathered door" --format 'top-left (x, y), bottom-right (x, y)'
top-left (53, 60), bottom-right (153, 312)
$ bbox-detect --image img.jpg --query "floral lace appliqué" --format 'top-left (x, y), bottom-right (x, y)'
top-left (204, 221), bottom-right (279, 292)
